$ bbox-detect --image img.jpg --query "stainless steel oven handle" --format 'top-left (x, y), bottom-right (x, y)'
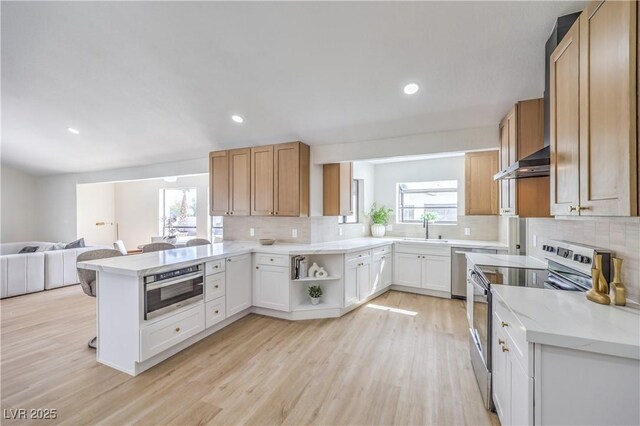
top-left (469, 277), bottom-right (488, 295)
top-left (145, 272), bottom-right (204, 291)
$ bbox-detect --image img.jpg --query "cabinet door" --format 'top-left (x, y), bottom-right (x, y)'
top-left (381, 254), bottom-right (393, 288)
top-left (250, 145), bottom-right (274, 216)
top-left (507, 107), bottom-right (518, 215)
top-left (510, 356), bottom-right (532, 426)
top-left (253, 265), bottom-right (289, 311)
top-left (225, 254), bottom-right (252, 316)
top-left (371, 257), bottom-right (382, 294)
top-left (209, 151), bottom-right (229, 216)
top-left (465, 151), bottom-right (499, 215)
top-left (579, 1), bottom-right (638, 216)
top-left (357, 260), bottom-right (371, 300)
top-left (228, 148), bottom-right (251, 216)
top-left (340, 162), bottom-right (353, 216)
top-left (393, 252), bottom-right (422, 288)
top-left (344, 261), bottom-right (359, 307)
top-left (422, 255), bottom-right (451, 293)
top-left (274, 142), bottom-right (300, 216)
top-left (499, 120), bottom-right (511, 215)
top-left (492, 317), bottom-right (510, 425)
top-left (550, 20), bottom-right (581, 216)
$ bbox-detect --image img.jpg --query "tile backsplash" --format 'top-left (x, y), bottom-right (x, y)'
top-left (383, 215), bottom-right (500, 241)
top-left (527, 217), bottom-right (640, 304)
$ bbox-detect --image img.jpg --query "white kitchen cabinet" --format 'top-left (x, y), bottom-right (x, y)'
top-left (394, 244), bottom-right (451, 294)
top-left (344, 253), bottom-right (371, 307)
top-left (393, 252), bottom-right (422, 288)
top-left (371, 251), bottom-right (392, 293)
top-left (225, 254), bottom-right (252, 317)
top-left (253, 264), bottom-right (290, 311)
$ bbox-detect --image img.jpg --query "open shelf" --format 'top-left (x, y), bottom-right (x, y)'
top-left (292, 276), bottom-right (341, 282)
top-left (294, 301), bottom-right (342, 311)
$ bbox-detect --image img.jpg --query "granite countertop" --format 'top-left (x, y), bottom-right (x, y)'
top-left (465, 252), bottom-right (547, 269)
top-left (79, 237), bottom-right (508, 277)
top-left (492, 285), bottom-right (640, 360)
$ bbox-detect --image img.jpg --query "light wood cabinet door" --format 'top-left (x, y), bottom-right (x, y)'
top-left (323, 162), bottom-right (353, 216)
top-left (550, 19), bottom-right (581, 216)
top-left (422, 255), bottom-right (451, 293)
top-left (499, 121), bottom-right (511, 215)
top-left (465, 151), bottom-right (499, 215)
top-left (274, 142), bottom-right (300, 216)
top-left (228, 148), bottom-right (251, 216)
top-left (225, 254), bottom-right (252, 316)
top-left (253, 264), bottom-right (289, 311)
top-left (579, 0), bottom-right (638, 216)
top-left (209, 151), bottom-right (229, 216)
top-left (250, 145), bottom-right (274, 216)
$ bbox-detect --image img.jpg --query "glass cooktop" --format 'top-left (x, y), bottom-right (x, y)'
top-left (476, 265), bottom-right (549, 289)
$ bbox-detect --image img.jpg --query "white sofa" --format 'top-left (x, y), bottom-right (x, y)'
top-left (0, 241), bottom-right (96, 298)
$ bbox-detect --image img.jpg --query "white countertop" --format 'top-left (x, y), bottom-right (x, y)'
top-left (492, 285), bottom-right (640, 360)
top-left (78, 236), bottom-right (507, 276)
top-left (465, 253), bottom-right (547, 269)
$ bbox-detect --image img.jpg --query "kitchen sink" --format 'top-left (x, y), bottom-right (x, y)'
top-left (402, 238), bottom-right (449, 243)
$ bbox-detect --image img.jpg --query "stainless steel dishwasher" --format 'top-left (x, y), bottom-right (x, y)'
top-left (450, 247), bottom-right (496, 299)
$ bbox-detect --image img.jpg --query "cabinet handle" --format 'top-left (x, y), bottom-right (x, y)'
top-left (498, 339), bottom-right (505, 345)
top-left (214, 265), bottom-right (218, 269)
top-left (175, 327), bottom-right (181, 333)
top-left (501, 321), bottom-right (508, 327)
top-left (502, 346), bottom-right (509, 352)
top-left (255, 266), bottom-right (259, 270)
top-left (275, 212), bottom-right (279, 215)
top-left (227, 259), bottom-right (232, 262)
top-left (270, 258), bottom-right (274, 261)
top-left (230, 211), bottom-right (233, 215)
top-left (568, 205), bottom-right (578, 212)
top-left (214, 310), bottom-right (219, 314)
top-left (214, 285), bottom-right (219, 288)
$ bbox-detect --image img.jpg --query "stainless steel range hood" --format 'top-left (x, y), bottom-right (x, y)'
top-left (493, 146), bottom-right (550, 180)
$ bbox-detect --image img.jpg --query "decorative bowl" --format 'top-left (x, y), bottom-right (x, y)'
top-left (259, 239), bottom-right (276, 246)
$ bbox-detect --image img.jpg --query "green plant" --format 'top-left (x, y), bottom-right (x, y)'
top-left (368, 203), bottom-right (394, 226)
top-left (421, 211), bottom-right (441, 222)
top-left (308, 285), bottom-right (323, 298)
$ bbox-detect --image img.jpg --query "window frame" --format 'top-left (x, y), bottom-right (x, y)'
top-left (397, 181), bottom-right (458, 224)
top-left (338, 179), bottom-right (361, 224)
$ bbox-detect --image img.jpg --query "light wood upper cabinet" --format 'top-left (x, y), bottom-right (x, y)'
top-left (211, 142), bottom-right (309, 217)
top-left (209, 151), bottom-right (229, 216)
top-left (465, 151), bottom-right (499, 215)
top-left (578, 0), bottom-right (638, 216)
top-left (323, 162), bottom-right (353, 216)
top-left (551, 1), bottom-right (638, 217)
top-left (228, 148), bottom-right (251, 216)
top-left (550, 19), bottom-right (581, 216)
top-left (499, 99), bottom-right (550, 217)
top-left (273, 142), bottom-right (310, 217)
top-left (250, 145), bottom-right (274, 216)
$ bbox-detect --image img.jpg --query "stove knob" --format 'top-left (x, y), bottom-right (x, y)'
top-left (542, 245), bottom-right (548, 251)
top-left (582, 256), bottom-right (591, 264)
top-left (574, 254), bottom-right (583, 262)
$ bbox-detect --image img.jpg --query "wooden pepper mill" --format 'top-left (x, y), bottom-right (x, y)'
top-left (610, 258), bottom-right (627, 306)
top-left (586, 268), bottom-right (611, 305)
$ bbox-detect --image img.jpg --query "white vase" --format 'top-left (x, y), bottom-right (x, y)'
top-left (307, 262), bottom-right (320, 278)
top-left (316, 267), bottom-right (328, 278)
top-left (310, 297), bottom-right (320, 305)
top-left (371, 224), bottom-right (386, 237)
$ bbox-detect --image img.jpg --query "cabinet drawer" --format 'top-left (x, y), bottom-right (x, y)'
top-left (373, 251), bottom-right (391, 262)
top-left (493, 297), bottom-right (528, 372)
top-left (394, 243), bottom-right (450, 257)
top-left (372, 245), bottom-right (392, 256)
top-left (255, 253), bottom-right (289, 267)
top-left (205, 272), bottom-right (225, 302)
top-left (205, 297), bottom-right (226, 328)
top-left (346, 249), bottom-right (371, 264)
top-left (205, 259), bottom-right (225, 275)
top-left (140, 304), bottom-right (205, 361)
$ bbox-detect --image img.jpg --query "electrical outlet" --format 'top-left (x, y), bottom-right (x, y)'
top-left (292, 228), bottom-right (298, 238)
top-left (339, 227), bottom-right (343, 236)
top-left (533, 234), bottom-right (537, 247)
top-left (464, 227), bottom-right (471, 236)
top-left (249, 228), bottom-right (255, 237)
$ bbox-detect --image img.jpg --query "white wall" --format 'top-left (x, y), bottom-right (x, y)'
top-left (114, 175), bottom-right (210, 249)
top-left (76, 183), bottom-right (116, 246)
top-left (353, 161), bottom-right (375, 217)
top-left (0, 165), bottom-right (40, 242)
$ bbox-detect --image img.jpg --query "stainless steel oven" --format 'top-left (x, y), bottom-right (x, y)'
top-left (468, 266), bottom-right (492, 409)
top-left (144, 264), bottom-right (204, 320)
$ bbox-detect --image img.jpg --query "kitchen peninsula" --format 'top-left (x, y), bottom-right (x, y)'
top-left (79, 237), bottom-right (506, 375)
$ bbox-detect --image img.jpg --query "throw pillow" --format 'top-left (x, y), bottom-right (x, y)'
top-left (18, 246), bottom-right (39, 253)
top-left (50, 242), bottom-right (66, 251)
top-left (65, 238), bottom-right (86, 249)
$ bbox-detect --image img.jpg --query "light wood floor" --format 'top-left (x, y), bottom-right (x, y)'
top-left (1, 286), bottom-right (499, 425)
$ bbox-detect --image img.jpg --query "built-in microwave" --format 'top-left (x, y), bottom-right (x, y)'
top-left (144, 264), bottom-right (204, 320)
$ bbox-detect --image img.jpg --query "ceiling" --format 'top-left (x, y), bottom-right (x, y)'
top-left (1, 1), bottom-right (585, 175)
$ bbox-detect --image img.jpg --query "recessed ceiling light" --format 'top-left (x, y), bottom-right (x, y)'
top-left (163, 176), bottom-right (178, 183)
top-left (231, 115), bottom-right (244, 124)
top-left (403, 83), bottom-right (420, 95)
top-left (67, 127), bottom-right (80, 134)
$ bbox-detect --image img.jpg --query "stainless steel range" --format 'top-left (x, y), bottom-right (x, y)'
top-left (467, 240), bottom-right (612, 410)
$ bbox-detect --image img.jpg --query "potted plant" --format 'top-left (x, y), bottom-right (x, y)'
top-left (368, 203), bottom-right (393, 237)
top-left (308, 285), bottom-right (323, 305)
top-left (421, 211), bottom-right (441, 223)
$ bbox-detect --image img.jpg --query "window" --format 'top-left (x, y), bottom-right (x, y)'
top-left (160, 188), bottom-right (197, 237)
top-left (339, 179), bottom-right (361, 224)
top-left (397, 180), bottom-right (458, 223)
top-left (211, 216), bottom-right (223, 241)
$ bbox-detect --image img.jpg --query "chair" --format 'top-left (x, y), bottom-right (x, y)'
top-left (77, 249), bottom-right (123, 349)
top-left (186, 238), bottom-right (211, 247)
top-left (142, 242), bottom-right (176, 253)
top-left (113, 240), bottom-right (127, 255)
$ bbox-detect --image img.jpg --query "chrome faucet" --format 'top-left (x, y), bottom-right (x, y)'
top-left (423, 217), bottom-right (429, 240)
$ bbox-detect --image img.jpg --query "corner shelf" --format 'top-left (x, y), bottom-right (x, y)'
top-left (292, 276), bottom-right (341, 282)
